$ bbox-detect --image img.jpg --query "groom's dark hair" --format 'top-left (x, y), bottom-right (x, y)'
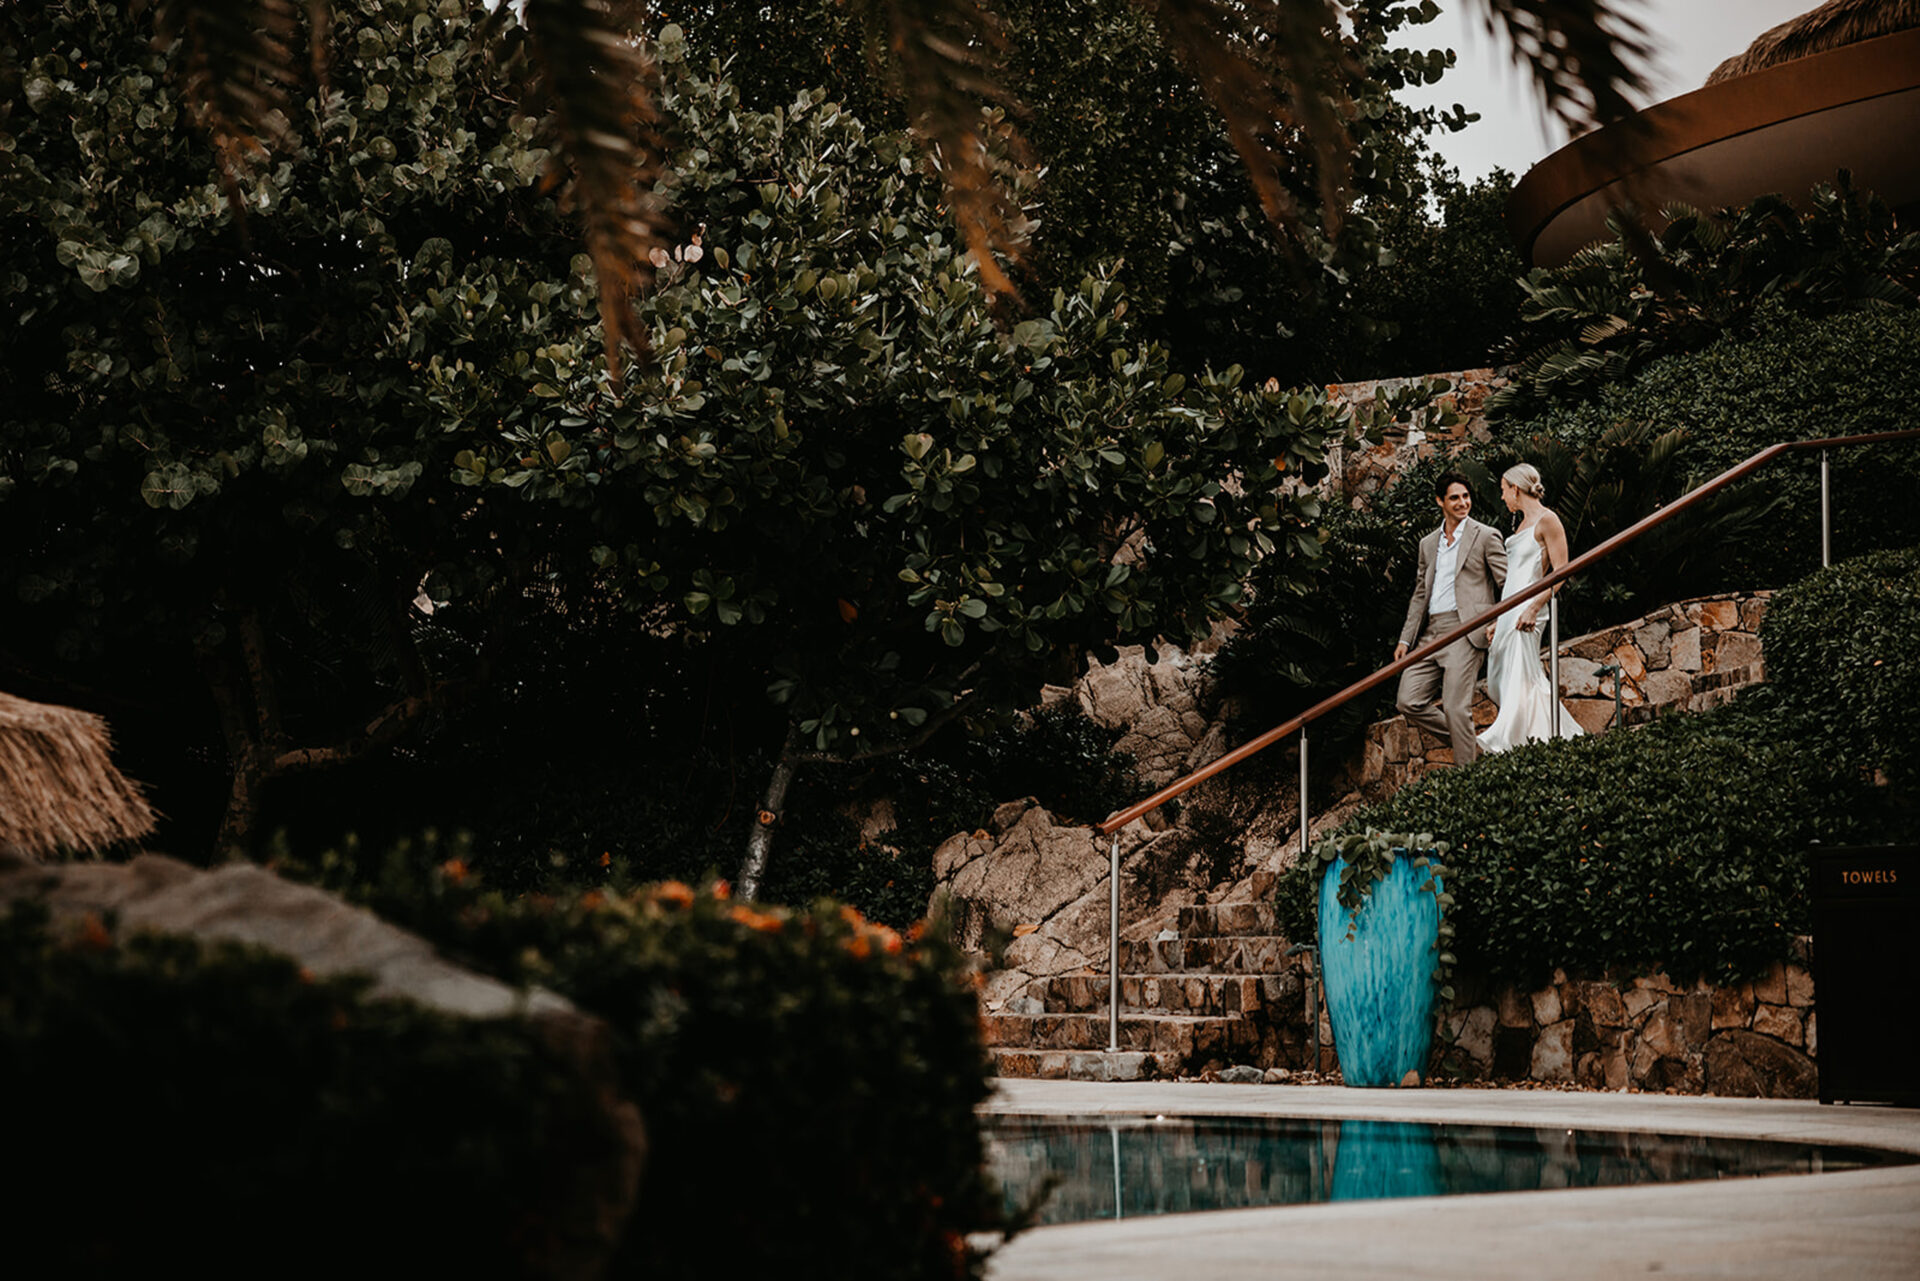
top-left (1433, 470), bottom-right (1472, 499)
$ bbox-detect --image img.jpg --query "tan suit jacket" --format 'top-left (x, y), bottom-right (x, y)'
top-left (1399, 518), bottom-right (1507, 651)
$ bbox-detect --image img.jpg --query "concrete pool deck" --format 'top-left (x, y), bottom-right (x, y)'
top-left (981, 1079), bottom-right (1920, 1280)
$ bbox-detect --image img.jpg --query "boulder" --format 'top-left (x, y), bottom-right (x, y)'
top-left (1531, 1019), bottom-right (1575, 1083)
top-left (1704, 1029), bottom-right (1819, 1098)
top-left (938, 802), bottom-right (1110, 953)
top-left (1, 852), bottom-right (570, 1019)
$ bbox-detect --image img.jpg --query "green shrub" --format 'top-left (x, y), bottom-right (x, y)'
top-left (0, 902), bottom-right (595, 1278)
top-left (1212, 508), bottom-right (1411, 753)
top-left (1273, 698), bottom-right (1887, 985)
top-left (777, 705), bottom-right (1139, 925)
top-left (1492, 305), bottom-right (1920, 593)
top-left (297, 839), bottom-right (1008, 1280)
top-left (1761, 545), bottom-right (1920, 788)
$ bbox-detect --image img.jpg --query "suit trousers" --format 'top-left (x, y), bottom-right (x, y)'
top-left (1396, 609), bottom-right (1485, 766)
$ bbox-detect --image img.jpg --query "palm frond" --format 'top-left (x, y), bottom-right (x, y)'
top-left (1141, 0), bottom-right (1356, 239)
top-left (522, 0), bottom-right (667, 387)
top-left (1476, 0), bottom-right (1654, 135)
top-left (147, 0), bottom-right (302, 206)
top-left (862, 0), bottom-right (1028, 296)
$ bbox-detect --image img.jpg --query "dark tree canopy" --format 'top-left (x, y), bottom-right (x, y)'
top-left (3, 1), bottom-right (1369, 885)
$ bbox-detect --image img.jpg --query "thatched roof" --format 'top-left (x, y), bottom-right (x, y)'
top-left (1707, 0), bottom-right (1920, 83)
top-left (0, 691), bottom-right (156, 859)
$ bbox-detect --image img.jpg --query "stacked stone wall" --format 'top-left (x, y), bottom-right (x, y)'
top-left (1323, 367), bottom-right (1508, 504)
top-left (1425, 952), bottom-right (1818, 1098)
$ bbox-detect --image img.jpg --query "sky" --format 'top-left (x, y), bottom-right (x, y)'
top-left (1394, 0), bottom-right (1820, 185)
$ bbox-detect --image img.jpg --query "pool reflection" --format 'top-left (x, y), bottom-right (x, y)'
top-left (984, 1114), bottom-right (1903, 1226)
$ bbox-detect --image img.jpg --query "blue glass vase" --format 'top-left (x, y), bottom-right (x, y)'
top-left (1317, 851), bottom-right (1441, 1087)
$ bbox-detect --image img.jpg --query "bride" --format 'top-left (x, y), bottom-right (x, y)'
top-left (1478, 463), bottom-right (1584, 755)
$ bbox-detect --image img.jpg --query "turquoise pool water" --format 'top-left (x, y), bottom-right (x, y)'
top-left (985, 1113), bottom-right (1915, 1226)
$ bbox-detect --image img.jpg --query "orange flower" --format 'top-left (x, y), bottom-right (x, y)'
top-left (599, 850), bottom-right (612, 868)
top-left (874, 926), bottom-right (904, 955)
top-left (441, 858), bottom-right (470, 885)
top-left (711, 878), bottom-right (732, 900)
top-left (838, 903), bottom-right (867, 929)
top-left (76, 912), bottom-right (112, 952)
top-left (651, 881), bottom-right (696, 909)
top-left (579, 890), bottom-right (606, 912)
top-left (844, 932), bottom-right (872, 959)
top-left (907, 921), bottom-right (928, 942)
top-left (728, 904), bottom-right (785, 934)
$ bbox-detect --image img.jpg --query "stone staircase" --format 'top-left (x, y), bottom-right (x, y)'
top-left (966, 591), bottom-right (1780, 1082)
top-left (985, 898), bottom-right (1319, 1081)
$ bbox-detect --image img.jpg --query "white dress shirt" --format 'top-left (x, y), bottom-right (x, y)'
top-left (1430, 521), bottom-right (1463, 615)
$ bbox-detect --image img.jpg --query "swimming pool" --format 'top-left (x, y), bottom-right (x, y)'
top-left (984, 1113), bottom-right (1916, 1226)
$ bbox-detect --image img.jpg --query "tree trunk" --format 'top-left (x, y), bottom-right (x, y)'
top-left (737, 724), bottom-right (802, 902)
top-left (197, 634), bottom-right (268, 855)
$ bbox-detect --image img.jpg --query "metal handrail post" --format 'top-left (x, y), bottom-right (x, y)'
top-left (1821, 449), bottom-right (1832, 568)
top-left (1298, 727), bottom-right (1309, 861)
top-left (1549, 595), bottom-right (1561, 738)
top-left (1107, 832), bottom-right (1120, 1053)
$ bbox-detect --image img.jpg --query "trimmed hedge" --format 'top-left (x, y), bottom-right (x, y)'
top-left (302, 839), bottom-right (1007, 1280)
top-left (0, 902), bottom-right (595, 1278)
top-left (1275, 699), bottom-right (1885, 986)
top-left (1761, 545), bottom-right (1920, 787)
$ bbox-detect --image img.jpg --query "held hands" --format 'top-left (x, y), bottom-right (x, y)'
top-left (1393, 642), bottom-right (1408, 663)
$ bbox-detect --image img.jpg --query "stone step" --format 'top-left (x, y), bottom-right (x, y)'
top-left (981, 1011), bottom-right (1264, 1064)
top-left (989, 1048), bottom-right (1164, 1081)
top-left (1024, 971), bottom-right (1300, 1018)
top-left (1173, 901), bottom-right (1282, 938)
top-left (1119, 934), bottom-right (1295, 975)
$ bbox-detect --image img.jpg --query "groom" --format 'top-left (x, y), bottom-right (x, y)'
top-left (1393, 471), bottom-right (1507, 766)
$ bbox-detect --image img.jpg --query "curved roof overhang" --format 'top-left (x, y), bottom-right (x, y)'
top-left (1509, 26), bottom-right (1920, 268)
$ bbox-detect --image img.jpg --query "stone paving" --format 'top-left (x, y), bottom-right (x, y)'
top-left (981, 1079), bottom-right (1920, 1280)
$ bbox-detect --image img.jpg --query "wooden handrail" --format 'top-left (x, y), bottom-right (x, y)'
top-left (1097, 427), bottom-right (1920, 834)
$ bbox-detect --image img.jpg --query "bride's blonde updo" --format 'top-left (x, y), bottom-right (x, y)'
top-left (1502, 463), bottom-right (1547, 500)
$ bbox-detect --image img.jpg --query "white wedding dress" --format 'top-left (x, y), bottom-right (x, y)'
top-left (1477, 527), bottom-right (1584, 755)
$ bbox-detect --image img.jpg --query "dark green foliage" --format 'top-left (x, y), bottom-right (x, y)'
top-left (765, 705), bottom-right (1135, 921)
top-left (1293, 162), bottom-right (1529, 381)
top-left (515, 43), bottom-right (1347, 764)
top-left (1761, 546), bottom-right (1920, 789)
top-left (1494, 173), bottom-right (1920, 416)
top-left (296, 845), bottom-right (1007, 1281)
top-left (1462, 420), bottom-right (1784, 630)
top-left (2, 0), bottom-right (1345, 866)
top-left (1274, 698), bottom-right (1887, 985)
top-left (0, 0), bottom-right (587, 846)
top-left (0, 902), bottom-right (594, 1278)
top-left (660, 0), bottom-right (1479, 381)
top-left (1494, 305), bottom-right (1920, 595)
top-left (1211, 508), bottom-right (1411, 751)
